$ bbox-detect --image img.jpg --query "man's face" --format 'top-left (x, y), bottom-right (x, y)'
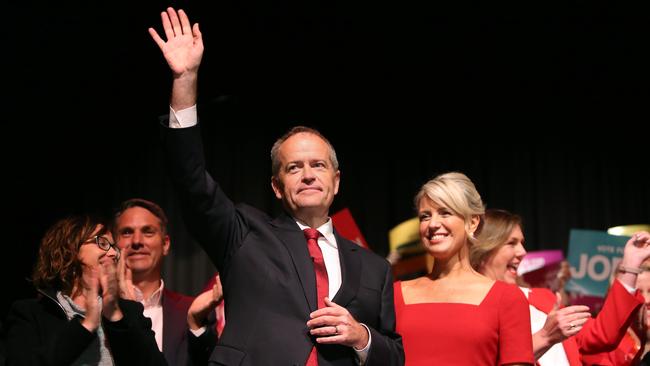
top-left (271, 132), bottom-right (340, 219)
top-left (114, 206), bottom-right (169, 280)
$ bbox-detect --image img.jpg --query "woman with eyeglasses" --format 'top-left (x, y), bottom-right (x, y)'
top-left (5, 215), bottom-right (168, 366)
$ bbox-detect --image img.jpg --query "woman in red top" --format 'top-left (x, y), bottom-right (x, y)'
top-left (394, 172), bottom-right (534, 366)
top-left (581, 258), bottom-right (650, 366)
top-left (472, 208), bottom-right (650, 366)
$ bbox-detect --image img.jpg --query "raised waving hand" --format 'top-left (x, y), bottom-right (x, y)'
top-left (149, 7), bottom-right (203, 110)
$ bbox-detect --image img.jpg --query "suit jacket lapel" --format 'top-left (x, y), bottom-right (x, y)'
top-left (332, 232), bottom-right (361, 307)
top-left (270, 214), bottom-right (318, 312)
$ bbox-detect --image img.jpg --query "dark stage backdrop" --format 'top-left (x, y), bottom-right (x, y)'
top-left (3, 0), bottom-right (649, 318)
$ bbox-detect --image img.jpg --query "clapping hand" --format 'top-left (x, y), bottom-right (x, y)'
top-left (188, 274), bottom-right (223, 330)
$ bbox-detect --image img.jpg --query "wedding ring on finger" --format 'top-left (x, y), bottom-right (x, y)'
top-left (333, 325), bottom-right (339, 335)
top-left (568, 323), bottom-right (576, 330)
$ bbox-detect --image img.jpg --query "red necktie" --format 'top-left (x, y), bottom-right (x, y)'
top-left (304, 228), bottom-right (328, 366)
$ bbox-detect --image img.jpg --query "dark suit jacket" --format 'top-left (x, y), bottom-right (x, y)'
top-left (161, 124), bottom-right (404, 366)
top-left (162, 288), bottom-right (192, 366)
top-left (5, 289), bottom-right (168, 366)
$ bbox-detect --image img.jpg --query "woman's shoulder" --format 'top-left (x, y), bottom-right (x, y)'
top-left (7, 296), bottom-right (61, 322)
top-left (472, 274), bottom-right (496, 288)
top-left (529, 286), bottom-right (556, 301)
top-left (457, 272), bottom-right (495, 292)
top-left (489, 281), bottom-right (530, 304)
top-left (9, 298), bottom-right (40, 313)
top-left (399, 277), bottom-right (420, 288)
top-left (526, 287), bottom-right (557, 312)
top-left (396, 276), bottom-right (435, 304)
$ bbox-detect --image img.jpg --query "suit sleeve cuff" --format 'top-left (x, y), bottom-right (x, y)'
top-left (354, 323), bottom-right (371, 365)
top-left (189, 325), bottom-right (207, 337)
top-left (618, 278), bottom-right (637, 294)
top-left (169, 105), bottom-right (198, 128)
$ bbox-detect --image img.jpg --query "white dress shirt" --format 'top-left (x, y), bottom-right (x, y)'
top-left (296, 219), bottom-right (342, 299)
top-left (134, 280), bottom-right (165, 352)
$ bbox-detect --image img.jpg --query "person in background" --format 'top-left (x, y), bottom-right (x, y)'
top-left (114, 198), bottom-right (218, 365)
top-left (148, 7), bottom-right (404, 365)
top-left (197, 273), bottom-right (226, 337)
top-left (186, 273), bottom-right (223, 363)
top-left (5, 214), bottom-right (167, 365)
top-left (472, 208), bottom-right (650, 365)
top-left (581, 255), bottom-right (650, 366)
top-left (394, 172), bottom-right (534, 365)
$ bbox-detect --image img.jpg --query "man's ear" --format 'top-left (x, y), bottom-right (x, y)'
top-left (271, 176), bottom-right (283, 200)
top-left (333, 170), bottom-right (340, 195)
top-left (162, 235), bottom-right (171, 256)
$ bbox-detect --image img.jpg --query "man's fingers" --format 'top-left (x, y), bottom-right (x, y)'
top-left (307, 315), bottom-right (339, 329)
top-left (323, 297), bottom-right (340, 307)
top-left (310, 298), bottom-right (345, 318)
top-left (192, 23), bottom-right (202, 41)
top-left (310, 324), bottom-right (341, 337)
top-left (161, 11), bottom-right (175, 40)
top-left (167, 7), bottom-right (183, 35)
top-left (310, 307), bottom-right (342, 319)
top-left (178, 9), bottom-right (192, 34)
top-left (212, 283), bottom-right (221, 301)
top-left (148, 28), bottom-right (165, 49)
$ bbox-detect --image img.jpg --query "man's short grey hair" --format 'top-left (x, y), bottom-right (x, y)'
top-left (270, 126), bottom-right (339, 176)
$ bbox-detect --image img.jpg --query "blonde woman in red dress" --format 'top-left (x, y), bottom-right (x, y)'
top-left (394, 172), bottom-right (534, 366)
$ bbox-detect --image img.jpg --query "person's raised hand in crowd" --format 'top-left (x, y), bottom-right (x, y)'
top-left (149, 7), bottom-right (203, 110)
top-left (532, 293), bottom-right (591, 359)
top-left (188, 274), bottom-right (223, 331)
top-left (117, 249), bottom-right (135, 301)
top-left (98, 255), bottom-right (124, 322)
top-left (80, 268), bottom-right (102, 333)
top-left (618, 231), bottom-right (650, 288)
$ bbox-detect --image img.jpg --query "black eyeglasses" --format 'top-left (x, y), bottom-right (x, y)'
top-left (83, 235), bottom-right (120, 260)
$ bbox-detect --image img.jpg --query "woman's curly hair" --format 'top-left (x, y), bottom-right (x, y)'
top-left (32, 215), bottom-right (108, 296)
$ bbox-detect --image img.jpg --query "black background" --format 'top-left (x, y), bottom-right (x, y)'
top-left (3, 0), bottom-right (649, 318)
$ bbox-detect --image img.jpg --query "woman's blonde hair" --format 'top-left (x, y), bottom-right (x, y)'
top-left (470, 209), bottom-right (523, 270)
top-left (414, 172), bottom-right (485, 245)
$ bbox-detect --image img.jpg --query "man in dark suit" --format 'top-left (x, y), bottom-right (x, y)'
top-left (149, 7), bottom-right (404, 366)
top-left (114, 198), bottom-right (219, 365)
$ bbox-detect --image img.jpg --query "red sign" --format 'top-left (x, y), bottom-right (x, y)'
top-left (332, 208), bottom-right (369, 250)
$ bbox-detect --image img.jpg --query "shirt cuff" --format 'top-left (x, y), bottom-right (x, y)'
top-left (354, 323), bottom-right (371, 365)
top-left (618, 278), bottom-right (637, 294)
top-left (189, 325), bottom-right (207, 337)
top-left (169, 105), bottom-right (198, 128)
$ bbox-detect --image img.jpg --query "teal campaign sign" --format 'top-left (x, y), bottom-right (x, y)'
top-left (565, 229), bottom-right (630, 297)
